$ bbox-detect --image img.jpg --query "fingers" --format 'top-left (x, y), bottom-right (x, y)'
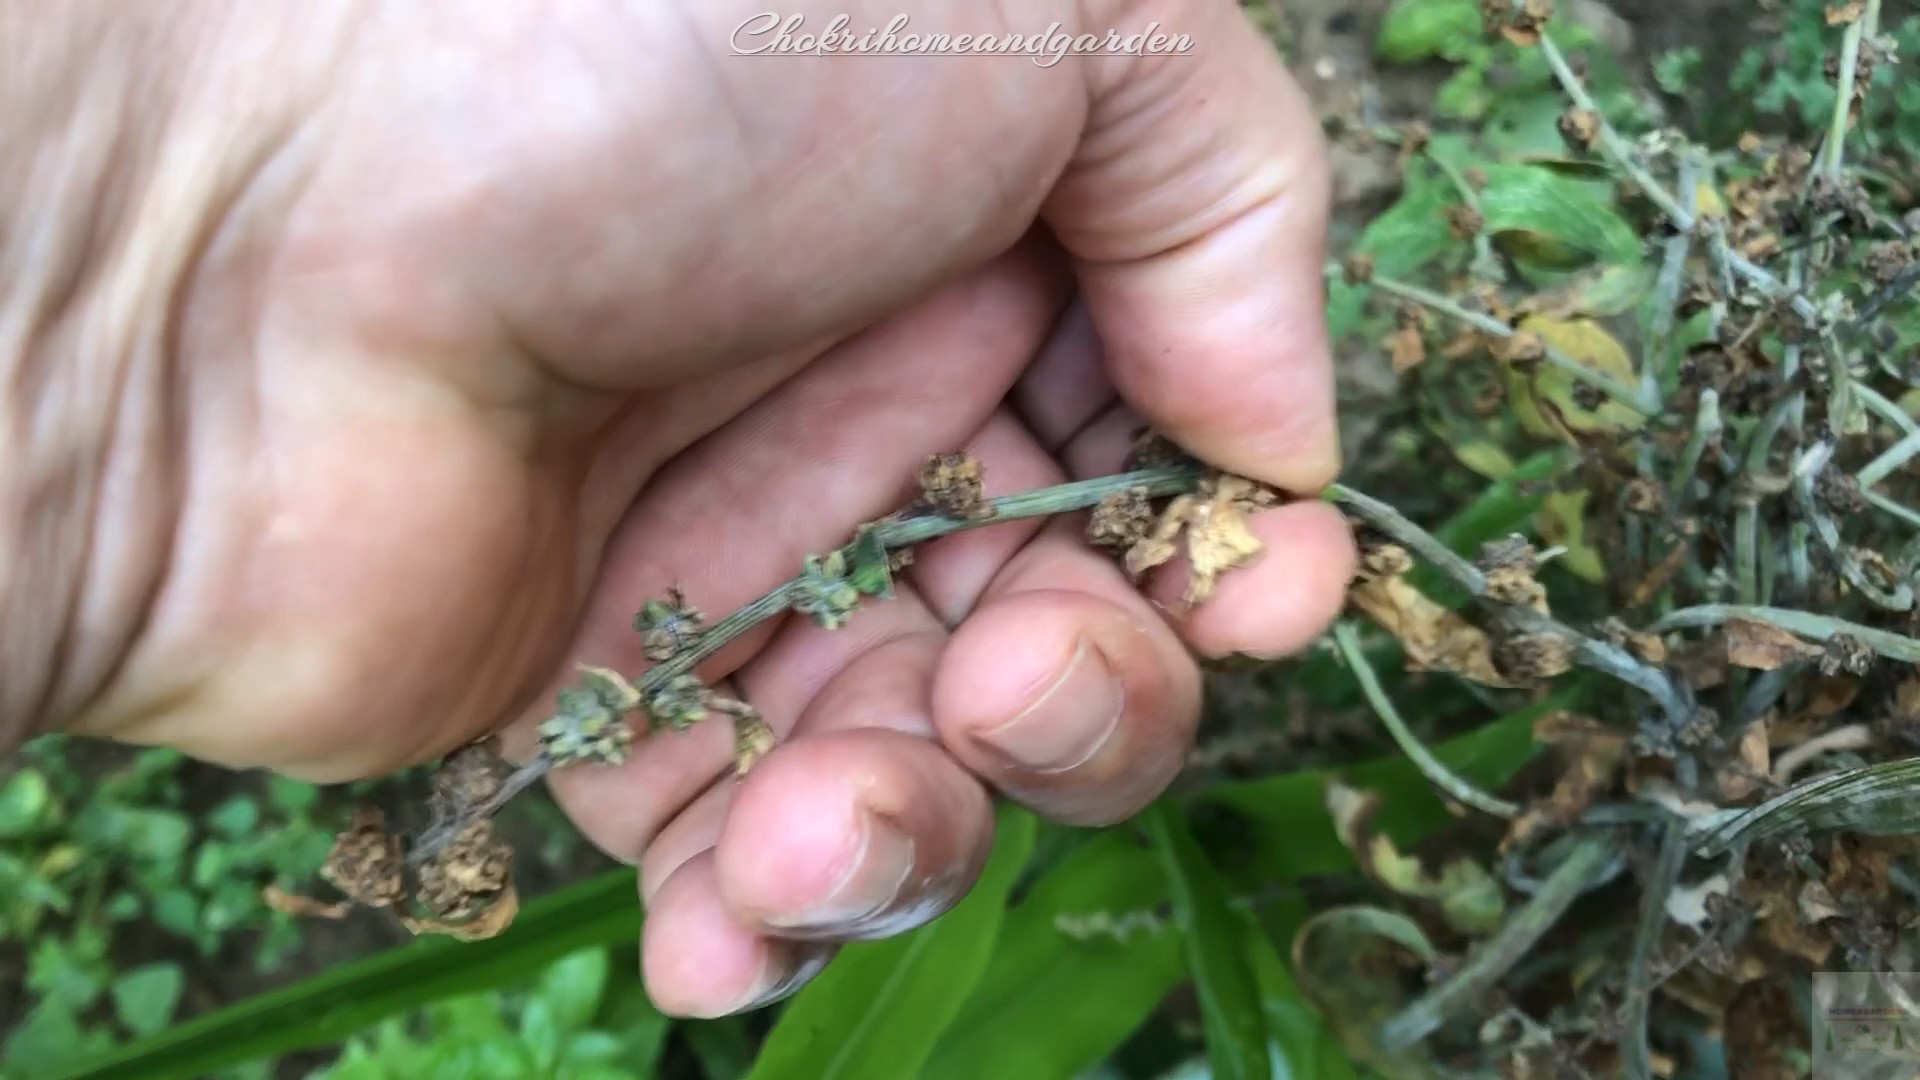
top-left (932, 524), bottom-right (1202, 824)
top-left (1047, 0), bottom-right (1338, 493)
top-left (1065, 404), bottom-right (1357, 661)
top-left (643, 851), bottom-right (835, 1018)
top-left (716, 729), bottom-right (994, 940)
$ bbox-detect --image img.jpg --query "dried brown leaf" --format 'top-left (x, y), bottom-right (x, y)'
top-left (1124, 473), bottom-right (1270, 606)
top-left (1387, 324), bottom-right (1427, 374)
top-left (918, 452), bottom-right (993, 520)
top-left (1348, 573), bottom-right (1523, 689)
top-left (401, 885), bottom-right (521, 942)
top-left (1504, 712), bottom-right (1627, 849)
top-left (321, 808), bottom-right (406, 909)
top-left (1713, 720), bottom-right (1771, 802)
top-left (1826, 0), bottom-right (1866, 23)
top-left (261, 885), bottom-right (351, 921)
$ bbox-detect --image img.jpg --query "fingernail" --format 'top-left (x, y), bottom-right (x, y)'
top-left (762, 811), bottom-right (915, 937)
top-left (723, 946), bottom-right (834, 1016)
top-left (976, 639), bottom-right (1124, 774)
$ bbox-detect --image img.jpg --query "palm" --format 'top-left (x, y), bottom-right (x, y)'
top-left (65, 0), bottom-right (1353, 1017)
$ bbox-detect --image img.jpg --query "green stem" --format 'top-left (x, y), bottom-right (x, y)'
top-left (434, 464), bottom-right (1211, 848)
top-left (1860, 428), bottom-right (1920, 489)
top-left (1651, 604), bottom-right (1920, 663)
top-left (1667, 389), bottom-right (1721, 504)
top-left (1821, 0), bottom-right (1879, 177)
top-left (1332, 622), bottom-right (1520, 818)
top-left (1380, 834), bottom-right (1619, 1051)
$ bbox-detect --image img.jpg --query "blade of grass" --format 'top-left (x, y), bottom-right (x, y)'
top-left (54, 868), bottom-right (642, 1080)
top-left (744, 805), bottom-right (1038, 1080)
top-left (925, 831), bottom-right (1183, 1080)
top-left (1146, 803), bottom-right (1271, 1080)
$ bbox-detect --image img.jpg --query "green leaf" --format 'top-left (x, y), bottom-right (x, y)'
top-left (746, 806), bottom-right (1038, 1080)
top-left (536, 947), bottom-right (610, 1038)
top-left (1375, 0), bottom-right (1481, 62)
top-left (111, 964), bottom-right (185, 1038)
top-left (1241, 898), bottom-right (1358, 1080)
top-left (927, 832), bottom-right (1183, 1080)
top-left (208, 797), bottom-right (261, 838)
top-left (845, 527), bottom-right (894, 599)
top-left (4, 1001), bottom-right (118, 1076)
top-left (1479, 164), bottom-right (1642, 272)
top-left (52, 868), bottom-right (642, 1080)
top-left (1146, 805), bottom-right (1270, 1080)
top-left (0, 767), bottom-right (54, 837)
top-left (1292, 907), bottom-right (1447, 1079)
top-left (1198, 702), bottom-right (1546, 888)
top-left (1327, 163), bottom-right (1460, 338)
top-left (519, 998), bottom-right (564, 1073)
top-left (1433, 65), bottom-right (1493, 120)
top-left (683, 1018), bottom-right (753, 1080)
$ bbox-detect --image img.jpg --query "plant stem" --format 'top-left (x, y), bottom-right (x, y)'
top-left (1332, 621), bottom-right (1520, 818)
top-left (1329, 486), bottom-right (1694, 724)
top-left (1651, 604), bottom-right (1920, 663)
top-left (1535, 30), bottom-right (1820, 327)
top-left (427, 463), bottom-right (1211, 852)
top-left (1380, 833), bottom-right (1619, 1051)
top-left (1361, 274), bottom-right (1657, 415)
top-left (1821, 0), bottom-right (1880, 178)
top-left (1667, 390), bottom-right (1720, 505)
top-left (1624, 821), bottom-right (1687, 1080)
top-left (1860, 428), bottom-right (1920, 489)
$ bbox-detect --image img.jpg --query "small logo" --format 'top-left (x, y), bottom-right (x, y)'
top-left (1813, 973), bottom-right (1920, 1078)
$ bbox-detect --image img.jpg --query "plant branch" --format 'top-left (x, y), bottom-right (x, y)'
top-left (1651, 604), bottom-right (1920, 663)
top-left (1820, 0), bottom-right (1880, 177)
top-left (1328, 486), bottom-right (1694, 724)
top-left (1332, 621), bottom-right (1520, 818)
top-left (419, 463), bottom-right (1211, 857)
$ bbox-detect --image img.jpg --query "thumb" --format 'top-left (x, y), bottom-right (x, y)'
top-left (1046, 0), bottom-right (1337, 493)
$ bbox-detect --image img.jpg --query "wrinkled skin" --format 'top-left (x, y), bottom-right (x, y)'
top-left (1, 0), bottom-right (1355, 1016)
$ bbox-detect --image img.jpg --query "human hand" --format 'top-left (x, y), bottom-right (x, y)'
top-left (2, 0), bottom-right (1354, 1015)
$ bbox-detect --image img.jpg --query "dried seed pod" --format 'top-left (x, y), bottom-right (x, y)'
top-left (1620, 478), bottom-right (1666, 517)
top-left (539, 666), bottom-right (641, 765)
top-left (644, 673), bottom-right (713, 732)
top-left (793, 551), bottom-right (864, 629)
top-left (1556, 107), bottom-right (1601, 151)
top-left (1495, 330), bottom-right (1546, 366)
top-left (635, 587), bottom-right (705, 662)
top-left (1492, 630), bottom-right (1574, 684)
top-left (1088, 487), bottom-right (1156, 551)
top-left (1815, 469), bottom-right (1866, 516)
top-left (1478, 537), bottom-right (1547, 610)
top-left (1358, 537), bottom-right (1414, 580)
top-left (1676, 707), bottom-right (1721, 749)
top-left (1124, 429), bottom-right (1197, 471)
top-left (731, 711), bottom-right (777, 776)
top-left (433, 743), bottom-right (512, 812)
top-left (1864, 240), bottom-right (1914, 285)
top-left (414, 819), bottom-right (513, 921)
top-left (1446, 203), bottom-right (1485, 239)
top-left (321, 808), bottom-right (407, 909)
top-left (918, 452), bottom-right (993, 521)
top-left (1822, 635), bottom-right (1874, 677)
